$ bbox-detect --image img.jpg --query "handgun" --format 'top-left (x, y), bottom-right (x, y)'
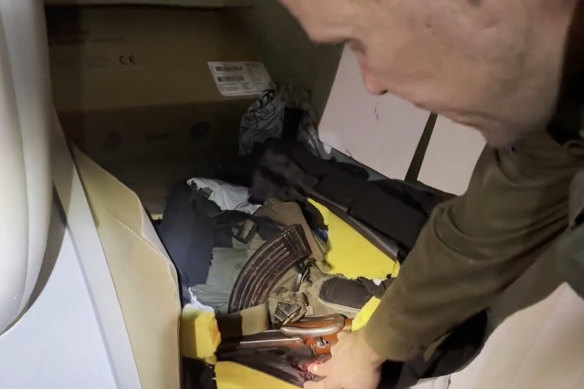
top-left (218, 314), bottom-right (353, 356)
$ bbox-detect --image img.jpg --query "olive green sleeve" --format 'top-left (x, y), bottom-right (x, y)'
top-left (364, 131), bottom-right (584, 361)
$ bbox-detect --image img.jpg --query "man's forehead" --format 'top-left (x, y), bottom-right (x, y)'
top-left (279, 0), bottom-right (510, 37)
top-left (279, 0), bottom-right (531, 24)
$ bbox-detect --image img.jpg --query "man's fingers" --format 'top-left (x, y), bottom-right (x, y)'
top-left (330, 332), bottom-right (350, 354)
top-left (337, 330), bottom-right (350, 340)
top-left (308, 359), bottom-right (332, 377)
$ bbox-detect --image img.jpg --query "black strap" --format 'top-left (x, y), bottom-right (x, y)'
top-left (405, 113), bottom-right (438, 182)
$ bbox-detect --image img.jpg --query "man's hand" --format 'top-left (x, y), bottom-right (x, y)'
top-left (304, 330), bottom-right (384, 389)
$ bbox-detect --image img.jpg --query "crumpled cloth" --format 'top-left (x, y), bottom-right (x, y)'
top-left (187, 177), bottom-right (260, 214)
top-left (238, 84), bottom-right (328, 158)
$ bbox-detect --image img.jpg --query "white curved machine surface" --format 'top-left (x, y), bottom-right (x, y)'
top-left (0, 0), bottom-right (52, 333)
top-left (0, 201), bottom-right (117, 389)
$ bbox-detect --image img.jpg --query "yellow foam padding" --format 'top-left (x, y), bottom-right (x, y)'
top-left (309, 199), bottom-right (400, 279)
top-left (351, 297), bottom-right (382, 331)
top-left (216, 361), bottom-right (301, 389)
top-left (181, 306), bottom-right (221, 364)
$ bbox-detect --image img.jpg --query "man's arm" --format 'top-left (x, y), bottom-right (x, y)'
top-left (365, 130), bottom-right (584, 361)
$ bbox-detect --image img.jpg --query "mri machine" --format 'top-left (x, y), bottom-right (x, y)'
top-left (0, 2), bottom-right (139, 387)
top-left (0, 0), bottom-right (52, 335)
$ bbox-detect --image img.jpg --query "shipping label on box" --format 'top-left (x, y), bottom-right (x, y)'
top-left (208, 61), bottom-right (271, 97)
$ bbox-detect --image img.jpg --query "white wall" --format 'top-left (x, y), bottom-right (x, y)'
top-left (319, 46), bottom-right (429, 180)
top-left (0, 202), bottom-right (117, 389)
top-left (418, 117), bottom-right (485, 195)
top-left (318, 46), bottom-right (486, 197)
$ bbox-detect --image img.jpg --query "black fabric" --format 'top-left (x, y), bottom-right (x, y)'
top-left (249, 141), bottom-right (450, 260)
top-left (359, 277), bottom-right (395, 299)
top-left (156, 184), bottom-right (216, 301)
top-left (217, 348), bottom-right (318, 388)
top-left (319, 278), bottom-right (375, 309)
top-left (290, 145), bottom-right (439, 252)
top-left (546, 0), bottom-right (584, 145)
top-left (301, 201), bottom-right (328, 231)
top-left (547, 100), bottom-right (584, 145)
top-left (319, 277), bottom-right (395, 309)
top-left (212, 211), bottom-right (253, 248)
top-left (378, 311), bottom-right (488, 389)
top-left (576, 209), bottom-right (584, 227)
top-left (182, 357), bottom-right (217, 389)
top-left (312, 194), bottom-right (403, 260)
top-left (251, 146), bottom-right (318, 203)
top-left (214, 212), bottom-right (285, 248)
top-left (372, 179), bottom-right (455, 218)
top-left (281, 108), bottom-right (305, 141)
top-left (157, 183), bottom-right (285, 304)
top-left (253, 216), bottom-right (288, 241)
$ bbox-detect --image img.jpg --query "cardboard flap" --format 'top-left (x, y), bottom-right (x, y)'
top-left (72, 146), bottom-right (181, 389)
top-left (72, 146), bottom-right (143, 232)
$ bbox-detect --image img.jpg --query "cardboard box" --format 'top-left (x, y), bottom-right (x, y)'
top-left (48, 6), bottom-right (269, 167)
top-left (48, 6), bottom-right (270, 210)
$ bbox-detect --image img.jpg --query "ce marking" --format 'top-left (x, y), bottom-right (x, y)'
top-left (119, 55), bottom-right (137, 66)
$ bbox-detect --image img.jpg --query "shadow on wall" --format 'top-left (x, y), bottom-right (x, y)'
top-left (5, 191), bottom-right (67, 332)
top-left (27, 192), bottom-right (68, 310)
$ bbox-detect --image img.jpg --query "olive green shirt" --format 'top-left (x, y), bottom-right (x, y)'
top-left (364, 130), bottom-right (584, 361)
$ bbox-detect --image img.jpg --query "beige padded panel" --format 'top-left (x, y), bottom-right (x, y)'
top-left (73, 147), bottom-right (181, 389)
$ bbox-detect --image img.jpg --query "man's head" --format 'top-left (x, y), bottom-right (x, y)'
top-left (279, 0), bottom-right (580, 147)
